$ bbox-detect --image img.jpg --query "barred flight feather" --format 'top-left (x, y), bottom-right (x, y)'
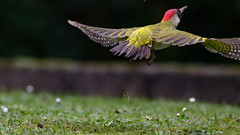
top-left (80, 26), bottom-right (119, 47)
top-left (68, 20), bottom-right (119, 46)
top-left (153, 30), bottom-right (206, 46)
top-left (202, 38), bottom-right (240, 60)
top-left (172, 37), bottom-right (187, 45)
top-left (188, 37), bottom-right (197, 45)
top-left (162, 36), bottom-right (182, 44)
top-left (110, 41), bottom-right (151, 60)
top-left (74, 22), bottom-right (138, 38)
top-left (176, 37), bottom-right (192, 46)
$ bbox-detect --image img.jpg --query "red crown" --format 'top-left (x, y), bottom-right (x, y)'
top-left (162, 9), bottom-right (178, 21)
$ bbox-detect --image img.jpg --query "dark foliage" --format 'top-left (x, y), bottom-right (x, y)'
top-left (0, 0), bottom-right (239, 63)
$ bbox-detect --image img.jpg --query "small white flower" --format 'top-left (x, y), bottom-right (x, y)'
top-left (56, 97), bottom-right (61, 103)
top-left (105, 120), bottom-right (113, 126)
top-left (26, 85), bottom-right (34, 93)
top-left (182, 107), bottom-right (187, 112)
top-left (44, 117), bottom-right (47, 120)
top-left (177, 113), bottom-right (180, 117)
top-left (145, 115), bottom-right (152, 120)
top-left (2, 106), bottom-right (8, 112)
top-left (189, 97), bottom-right (196, 103)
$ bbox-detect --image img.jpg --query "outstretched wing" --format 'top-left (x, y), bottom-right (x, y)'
top-left (68, 20), bottom-right (137, 47)
top-left (152, 29), bottom-right (206, 46)
top-left (153, 28), bottom-right (240, 61)
top-left (202, 38), bottom-right (240, 60)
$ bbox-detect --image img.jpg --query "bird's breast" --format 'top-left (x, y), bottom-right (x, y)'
top-left (154, 42), bottom-right (171, 50)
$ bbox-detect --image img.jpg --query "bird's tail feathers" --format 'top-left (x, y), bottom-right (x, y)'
top-left (110, 41), bottom-right (151, 60)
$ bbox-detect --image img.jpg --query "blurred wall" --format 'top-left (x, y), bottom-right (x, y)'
top-left (0, 0), bottom-right (240, 63)
top-left (0, 63), bottom-right (240, 104)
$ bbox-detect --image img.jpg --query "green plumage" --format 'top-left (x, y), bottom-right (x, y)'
top-left (68, 20), bottom-right (240, 62)
top-left (68, 6), bottom-right (239, 63)
top-left (202, 38), bottom-right (240, 60)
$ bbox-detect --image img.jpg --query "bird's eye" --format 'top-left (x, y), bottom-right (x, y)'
top-left (176, 10), bottom-right (182, 18)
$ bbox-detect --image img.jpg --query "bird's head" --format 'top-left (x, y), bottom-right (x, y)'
top-left (161, 6), bottom-right (187, 27)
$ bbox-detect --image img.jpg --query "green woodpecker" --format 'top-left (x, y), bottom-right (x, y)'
top-left (68, 6), bottom-right (240, 64)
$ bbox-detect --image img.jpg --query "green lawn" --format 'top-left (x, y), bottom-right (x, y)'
top-left (0, 91), bottom-right (240, 134)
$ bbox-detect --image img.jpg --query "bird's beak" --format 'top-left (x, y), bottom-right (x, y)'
top-left (179, 6), bottom-right (187, 14)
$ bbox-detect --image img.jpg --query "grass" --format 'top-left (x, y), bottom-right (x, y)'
top-left (0, 91), bottom-right (240, 134)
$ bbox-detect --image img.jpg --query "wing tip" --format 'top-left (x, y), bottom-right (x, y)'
top-left (68, 20), bottom-right (81, 28)
top-left (67, 20), bottom-right (74, 25)
top-left (203, 37), bottom-right (240, 61)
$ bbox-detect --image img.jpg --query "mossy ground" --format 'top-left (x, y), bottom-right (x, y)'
top-left (0, 90), bottom-right (240, 134)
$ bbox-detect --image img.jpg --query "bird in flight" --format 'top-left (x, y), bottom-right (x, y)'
top-left (68, 6), bottom-right (240, 64)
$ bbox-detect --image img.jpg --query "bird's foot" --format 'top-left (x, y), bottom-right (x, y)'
top-left (146, 50), bottom-right (156, 65)
top-left (128, 57), bottom-right (135, 63)
top-left (146, 58), bottom-right (154, 65)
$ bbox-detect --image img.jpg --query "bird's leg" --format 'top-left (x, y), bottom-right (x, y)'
top-left (147, 49), bottom-right (156, 65)
top-left (128, 57), bottom-right (134, 63)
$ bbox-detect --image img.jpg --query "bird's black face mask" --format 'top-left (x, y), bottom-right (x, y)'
top-left (176, 10), bottom-right (182, 19)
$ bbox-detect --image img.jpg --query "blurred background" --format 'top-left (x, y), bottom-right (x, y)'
top-left (1, 0), bottom-right (240, 62)
top-left (0, 0), bottom-right (240, 103)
